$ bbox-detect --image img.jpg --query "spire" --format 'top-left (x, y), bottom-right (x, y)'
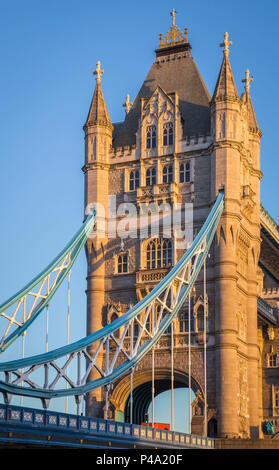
top-left (212, 32), bottom-right (239, 102)
top-left (241, 69), bottom-right (260, 133)
top-left (84, 61), bottom-right (112, 130)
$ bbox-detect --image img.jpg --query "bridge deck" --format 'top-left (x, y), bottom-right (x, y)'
top-left (0, 404), bottom-right (214, 449)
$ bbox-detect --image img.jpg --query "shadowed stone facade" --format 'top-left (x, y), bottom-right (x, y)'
top-left (82, 15), bottom-right (279, 439)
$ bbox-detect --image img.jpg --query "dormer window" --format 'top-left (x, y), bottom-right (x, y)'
top-left (129, 170), bottom-right (140, 191)
top-left (146, 167), bottom-right (156, 186)
top-left (146, 126), bottom-right (156, 149)
top-left (163, 122), bottom-right (173, 146)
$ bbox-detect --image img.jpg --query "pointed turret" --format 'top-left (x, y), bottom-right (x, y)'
top-left (212, 32), bottom-right (239, 102)
top-left (83, 61), bottom-right (113, 165)
top-left (241, 69), bottom-right (261, 134)
top-left (210, 33), bottom-right (240, 143)
top-left (84, 61), bottom-right (113, 130)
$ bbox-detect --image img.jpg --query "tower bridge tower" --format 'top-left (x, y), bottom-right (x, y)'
top-left (83, 15), bottom-right (265, 438)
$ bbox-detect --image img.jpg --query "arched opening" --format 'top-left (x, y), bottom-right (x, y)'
top-left (208, 418), bottom-right (218, 437)
top-left (147, 388), bottom-right (196, 433)
top-left (118, 370), bottom-right (203, 434)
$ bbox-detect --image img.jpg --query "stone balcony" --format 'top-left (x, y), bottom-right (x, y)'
top-left (135, 268), bottom-right (168, 289)
top-left (136, 181), bottom-right (194, 206)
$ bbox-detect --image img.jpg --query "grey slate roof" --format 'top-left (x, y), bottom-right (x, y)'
top-left (112, 50), bottom-right (211, 148)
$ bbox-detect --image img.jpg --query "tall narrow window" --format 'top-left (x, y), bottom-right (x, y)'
top-left (197, 306), bottom-right (205, 332)
top-left (146, 167), bottom-right (156, 186)
top-left (162, 164), bottom-right (173, 183)
top-left (117, 253), bottom-right (128, 273)
top-left (129, 170), bottom-right (140, 191)
top-left (180, 308), bottom-right (195, 333)
top-left (146, 126), bottom-right (156, 149)
top-left (179, 162), bottom-right (191, 183)
top-left (275, 388), bottom-right (279, 408)
top-left (111, 312), bottom-right (119, 338)
top-left (163, 122), bottom-right (174, 146)
top-left (269, 354), bottom-right (278, 368)
top-left (146, 238), bottom-right (172, 269)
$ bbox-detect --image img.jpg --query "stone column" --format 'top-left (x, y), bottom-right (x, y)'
top-left (214, 216), bottom-right (239, 437)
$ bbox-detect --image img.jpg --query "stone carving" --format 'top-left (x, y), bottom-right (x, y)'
top-left (192, 390), bottom-right (204, 417)
top-left (236, 304), bottom-right (247, 340)
top-left (237, 359), bottom-right (249, 436)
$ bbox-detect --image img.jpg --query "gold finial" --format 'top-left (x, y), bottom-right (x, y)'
top-left (123, 94), bottom-right (133, 115)
top-left (220, 32), bottom-right (232, 56)
top-left (159, 10), bottom-right (187, 48)
top-left (171, 9), bottom-right (177, 27)
top-left (94, 60), bottom-right (104, 82)
top-left (242, 69), bottom-right (254, 94)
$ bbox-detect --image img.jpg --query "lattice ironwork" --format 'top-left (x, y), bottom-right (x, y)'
top-left (0, 192), bottom-right (224, 406)
top-left (0, 212), bottom-right (95, 353)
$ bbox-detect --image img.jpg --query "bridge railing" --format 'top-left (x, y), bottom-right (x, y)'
top-left (0, 403), bottom-right (214, 449)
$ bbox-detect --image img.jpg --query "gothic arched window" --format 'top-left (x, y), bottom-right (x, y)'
top-left (117, 253), bottom-right (128, 273)
top-left (129, 170), bottom-right (140, 191)
top-left (179, 162), bottom-right (191, 183)
top-left (197, 305), bottom-right (205, 332)
top-left (146, 126), bottom-right (156, 149)
top-left (146, 238), bottom-right (172, 270)
top-left (179, 309), bottom-right (195, 333)
top-left (146, 167), bottom-right (156, 186)
top-left (111, 312), bottom-right (120, 338)
top-left (111, 312), bottom-right (118, 322)
top-left (162, 164), bottom-right (173, 183)
top-left (163, 122), bottom-right (173, 146)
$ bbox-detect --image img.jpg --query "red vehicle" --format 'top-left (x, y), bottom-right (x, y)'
top-left (141, 422), bottom-right (170, 430)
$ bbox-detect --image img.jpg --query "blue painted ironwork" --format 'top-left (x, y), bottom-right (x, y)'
top-left (0, 212), bottom-right (96, 353)
top-left (0, 191), bottom-right (224, 402)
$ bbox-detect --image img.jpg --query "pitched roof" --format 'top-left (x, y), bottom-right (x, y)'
top-left (84, 80), bottom-right (112, 129)
top-left (112, 49), bottom-right (211, 147)
top-left (212, 53), bottom-right (239, 102)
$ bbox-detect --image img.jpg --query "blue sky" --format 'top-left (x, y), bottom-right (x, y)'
top-left (0, 0), bottom-right (278, 428)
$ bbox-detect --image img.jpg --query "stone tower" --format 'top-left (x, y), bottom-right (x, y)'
top-left (83, 15), bottom-right (264, 438)
top-left (83, 61), bottom-right (113, 416)
top-left (210, 34), bottom-right (262, 438)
